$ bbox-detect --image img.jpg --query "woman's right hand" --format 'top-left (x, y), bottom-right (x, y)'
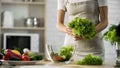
top-left (65, 27), bottom-right (73, 36)
top-left (65, 27), bottom-right (82, 41)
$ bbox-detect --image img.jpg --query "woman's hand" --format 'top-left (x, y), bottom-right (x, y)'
top-left (73, 35), bottom-right (82, 41)
top-left (65, 27), bottom-right (73, 36)
top-left (65, 27), bottom-right (82, 41)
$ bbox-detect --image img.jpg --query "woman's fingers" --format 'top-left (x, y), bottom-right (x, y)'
top-left (66, 27), bottom-right (72, 35)
top-left (65, 27), bottom-right (82, 41)
top-left (73, 35), bottom-right (82, 41)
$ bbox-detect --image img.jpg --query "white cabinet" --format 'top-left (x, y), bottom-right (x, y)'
top-left (0, 0), bottom-right (46, 55)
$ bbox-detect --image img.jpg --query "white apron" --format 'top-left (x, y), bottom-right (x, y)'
top-left (64, 0), bottom-right (104, 61)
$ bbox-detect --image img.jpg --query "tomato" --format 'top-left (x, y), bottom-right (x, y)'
top-left (22, 53), bottom-right (30, 61)
top-left (52, 56), bottom-right (64, 61)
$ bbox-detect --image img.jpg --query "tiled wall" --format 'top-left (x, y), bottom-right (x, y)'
top-left (46, 0), bottom-right (120, 64)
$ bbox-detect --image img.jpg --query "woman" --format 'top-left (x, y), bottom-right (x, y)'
top-left (56, 0), bottom-right (108, 61)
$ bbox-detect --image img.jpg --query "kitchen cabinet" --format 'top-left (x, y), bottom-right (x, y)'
top-left (0, 0), bottom-right (46, 55)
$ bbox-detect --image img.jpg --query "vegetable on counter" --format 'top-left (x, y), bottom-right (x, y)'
top-left (1, 48), bottom-right (43, 61)
top-left (22, 48), bottom-right (43, 61)
top-left (67, 17), bottom-right (96, 39)
top-left (28, 52), bottom-right (43, 61)
top-left (58, 45), bottom-right (74, 61)
top-left (23, 48), bottom-right (30, 54)
top-left (50, 45), bottom-right (74, 62)
top-left (76, 54), bottom-right (103, 65)
top-left (14, 48), bottom-right (23, 55)
top-left (12, 50), bottom-right (21, 55)
top-left (22, 53), bottom-right (30, 61)
top-left (2, 49), bottom-right (22, 60)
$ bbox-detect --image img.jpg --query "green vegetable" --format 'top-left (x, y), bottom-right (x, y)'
top-left (76, 54), bottom-right (103, 65)
top-left (30, 54), bottom-right (43, 61)
top-left (35, 55), bottom-right (43, 60)
top-left (67, 17), bottom-right (96, 39)
top-left (28, 52), bottom-right (43, 61)
top-left (102, 24), bottom-right (120, 45)
top-left (28, 52), bottom-right (36, 57)
top-left (28, 51), bottom-right (43, 61)
top-left (1, 49), bottom-right (5, 55)
top-left (58, 45), bottom-right (74, 61)
top-left (50, 52), bottom-right (58, 57)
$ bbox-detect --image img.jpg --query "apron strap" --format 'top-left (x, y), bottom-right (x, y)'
top-left (64, 0), bottom-right (69, 12)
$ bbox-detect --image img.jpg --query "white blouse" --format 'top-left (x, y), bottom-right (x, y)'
top-left (57, 0), bottom-right (108, 11)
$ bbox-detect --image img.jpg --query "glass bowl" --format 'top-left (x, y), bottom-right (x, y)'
top-left (46, 44), bottom-right (75, 63)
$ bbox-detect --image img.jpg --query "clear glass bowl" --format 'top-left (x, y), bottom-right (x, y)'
top-left (46, 44), bottom-right (75, 63)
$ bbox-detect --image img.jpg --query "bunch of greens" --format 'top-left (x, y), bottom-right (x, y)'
top-left (28, 52), bottom-right (43, 61)
top-left (67, 17), bottom-right (96, 39)
top-left (102, 24), bottom-right (120, 45)
top-left (76, 54), bottom-right (103, 65)
top-left (58, 45), bottom-right (74, 61)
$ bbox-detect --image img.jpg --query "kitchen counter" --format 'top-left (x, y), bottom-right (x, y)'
top-left (0, 60), bottom-right (117, 68)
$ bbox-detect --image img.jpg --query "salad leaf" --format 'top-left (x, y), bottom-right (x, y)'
top-left (76, 54), bottom-right (103, 65)
top-left (67, 17), bottom-right (96, 39)
top-left (102, 24), bottom-right (120, 45)
top-left (58, 45), bottom-right (74, 61)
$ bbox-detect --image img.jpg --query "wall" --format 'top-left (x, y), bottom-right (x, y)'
top-left (46, 0), bottom-right (65, 52)
top-left (46, 0), bottom-right (120, 64)
top-left (103, 0), bottom-right (120, 64)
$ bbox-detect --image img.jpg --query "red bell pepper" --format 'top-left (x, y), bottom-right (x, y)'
top-left (3, 49), bottom-right (22, 60)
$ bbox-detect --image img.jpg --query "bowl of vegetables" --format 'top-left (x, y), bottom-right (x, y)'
top-left (46, 44), bottom-right (75, 63)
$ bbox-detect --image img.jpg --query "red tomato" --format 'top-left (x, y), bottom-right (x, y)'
top-left (22, 54), bottom-right (30, 61)
top-left (52, 56), bottom-right (64, 61)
